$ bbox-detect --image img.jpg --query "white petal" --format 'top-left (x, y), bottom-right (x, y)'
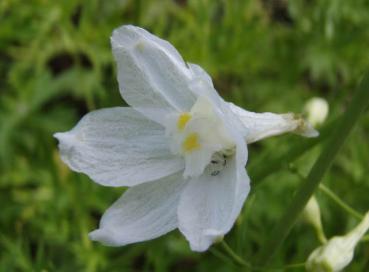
top-left (113, 25), bottom-right (185, 66)
top-left (177, 144), bottom-right (250, 252)
top-left (183, 148), bottom-right (215, 178)
top-left (228, 102), bottom-right (319, 143)
top-left (188, 63), bottom-right (214, 88)
top-left (111, 25), bottom-right (197, 124)
top-left (54, 107), bottom-right (183, 187)
top-left (89, 172), bottom-right (187, 246)
top-left (188, 63), bottom-right (226, 109)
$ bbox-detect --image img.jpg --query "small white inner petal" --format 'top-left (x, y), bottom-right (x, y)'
top-left (165, 96), bottom-right (235, 178)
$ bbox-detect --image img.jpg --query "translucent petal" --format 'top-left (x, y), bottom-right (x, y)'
top-left (111, 25), bottom-right (197, 124)
top-left (177, 139), bottom-right (250, 251)
top-left (188, 63), bottom-right (225, 109)
top-left (54, 107), bottom-right (184, 187)
top-left (89, 172), bottom-right (187, 246)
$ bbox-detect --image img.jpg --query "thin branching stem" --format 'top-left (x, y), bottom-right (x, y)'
top-left (249, 120), bottom-right (334, 190)
top-left (220, 241), bottom-right (250, 267)
top-left (218, 241), bottom-right (306, 271)
top-left (319, 184), bottom-right (363, 220)
top-left (256, 74), bottom-right (369, 267)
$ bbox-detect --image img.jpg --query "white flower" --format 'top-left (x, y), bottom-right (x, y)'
top-left (54, 25), bottom-right (317, 252)
top-left (306, 211), bottom-right (369, 272)
top-left (304, 97), bottom-right (329, 127)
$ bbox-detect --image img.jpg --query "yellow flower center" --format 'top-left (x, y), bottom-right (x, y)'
top-left (177, 112), bottom-right (192, 131)
top-left (182, 133), bottom-right (201, 152)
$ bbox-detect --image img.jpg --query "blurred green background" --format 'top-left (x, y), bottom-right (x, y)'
top-left (1, 0), bottom-right (369, 271)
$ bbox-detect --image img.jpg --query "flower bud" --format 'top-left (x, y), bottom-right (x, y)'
top-left (304, 97), bottom-right (329, 127)
top-left (302, 196), bottom-right (327, 243)
top-left (306, 211), bottom-right (369, 272)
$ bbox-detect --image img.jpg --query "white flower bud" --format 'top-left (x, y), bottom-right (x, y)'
top-left (302, 196), bottom-right (326, 243)
top-left (306, 211), bottom-right (369, 272)
top-left (304, 97), bottom-right (329, 126)
top-left (303, 196), bottom-right (322, 227)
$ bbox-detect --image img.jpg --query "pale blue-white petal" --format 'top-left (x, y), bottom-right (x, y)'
top-left (187, 63), bottom-right (225, 109)
top-left (89, 172), bottom-right (187, 246)
top-left (111, 25), bottom-right (197, 124)
top-left (54, 107), bottom-right (184, 187)
top-left (177, 137), bottom-right (249, 252)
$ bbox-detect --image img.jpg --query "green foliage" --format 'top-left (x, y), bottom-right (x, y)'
top-left (1, 0), bottom-right (368, 271)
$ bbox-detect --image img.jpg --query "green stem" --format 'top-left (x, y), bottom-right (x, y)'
top-left (315, 226), bottom-right (328, 244)
top-left (288, 166), bottom-right (328, 243)
top-left (210, 248), bottom-right (234, 265)
top-left (256, 74), bottom-right (369, 267)
top-left (220, 241), bottom-right (250, 267)
top-left (319, 184), bottom-right (363, 220)
top-left (219, 241), bottom-right (306, 271)
top-left (249, 118), bottom-right (335, 191)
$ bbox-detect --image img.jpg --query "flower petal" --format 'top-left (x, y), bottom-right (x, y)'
top-left (188, 63), bottom-right (226, 109)
top-left (228, 102), bottom-right (319, 144)
top-left (89, 172), bottom-right (187, 246)
top-left (188, 63), bottom-right (213, 87)
top-left (111, 25), bottom-right (197, 124)
top-left (54, 107), bottom-right (183, 187)
top-left (177, 144), bottom-right (250, 252)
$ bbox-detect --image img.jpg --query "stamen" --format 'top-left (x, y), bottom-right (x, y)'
top-left (182, 133), bottom-right (200, 152)
top-left (177, 113), bottom-right (191, 131)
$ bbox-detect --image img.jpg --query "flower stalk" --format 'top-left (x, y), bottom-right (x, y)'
top-left (249, 118), bottom-right (335, 191)
top-left (220, 241), bottom-right (250, 267)
top-left (319, 184), bottom-right (363, 221)
top-left (256, 74), bottom-right (369, 267)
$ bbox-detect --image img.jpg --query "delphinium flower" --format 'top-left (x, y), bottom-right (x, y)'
top-left (54, 25), bottom-right (317, 251)
top-left (306, 211), bottom-right (369, 272)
